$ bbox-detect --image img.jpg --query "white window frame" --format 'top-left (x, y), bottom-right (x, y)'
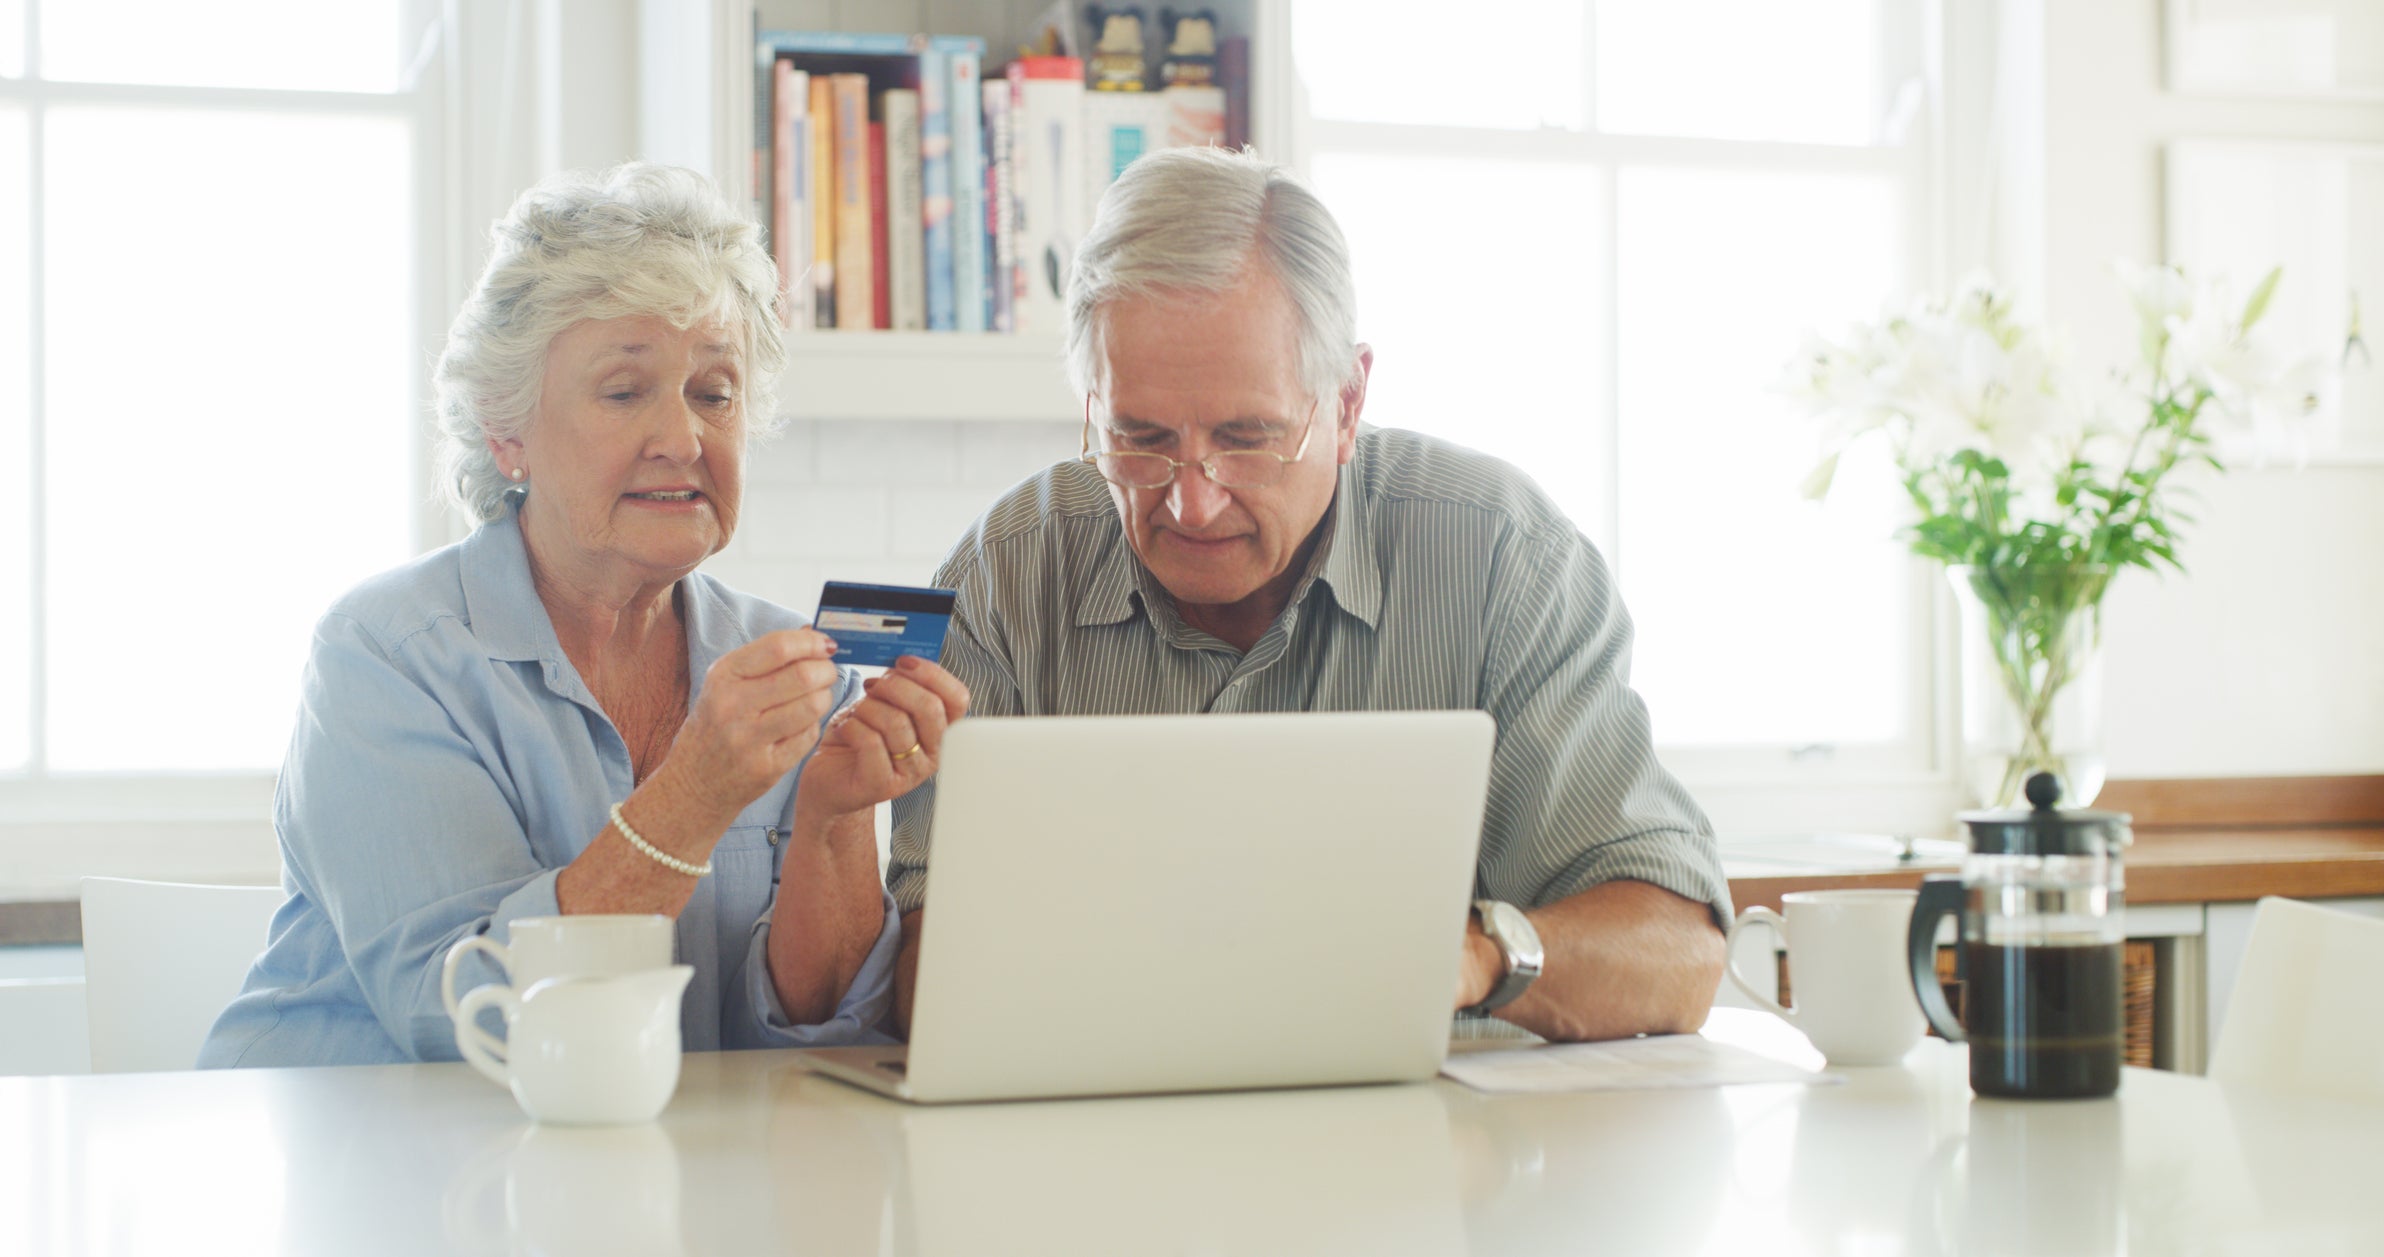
top-left (1273, 1), bottom-right (1980, 836)
top-left (0, 2), bottom-right (450, 884)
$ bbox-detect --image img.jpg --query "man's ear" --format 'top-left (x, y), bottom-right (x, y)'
top-left (1334, 345), bottom-right (1373, 465)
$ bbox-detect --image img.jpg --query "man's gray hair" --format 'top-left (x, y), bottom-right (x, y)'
top-left (431, 162), bottom-right (787, 523)
top-left (1064, 146), bottom-right (1358, 405)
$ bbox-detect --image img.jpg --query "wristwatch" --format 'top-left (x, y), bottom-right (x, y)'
top-left (1462, 899), bottom-right (1544, 1017)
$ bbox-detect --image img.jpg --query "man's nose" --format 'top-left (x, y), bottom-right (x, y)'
top-left (1164, 462), bottom-right (1232, 528)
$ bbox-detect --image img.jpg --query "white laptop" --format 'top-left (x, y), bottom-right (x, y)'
top-left (793, 710), bottom-right (1497, 1103)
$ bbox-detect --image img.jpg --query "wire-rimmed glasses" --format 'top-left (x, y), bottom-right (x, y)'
top-left (1077, 398), bottom-right (1323, 490)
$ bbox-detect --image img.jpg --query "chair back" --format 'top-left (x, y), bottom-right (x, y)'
top-left (2207, 896), bottom-right (2384, 1101)
top-left (80, 877), bottom-right (284, 1073)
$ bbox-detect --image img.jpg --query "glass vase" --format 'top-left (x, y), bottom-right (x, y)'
top-left (1948, 565), bottom-right (2111, 809)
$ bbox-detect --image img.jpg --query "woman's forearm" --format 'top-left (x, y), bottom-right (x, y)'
top-left (554, 762), bottom-right (741, 917)
top-left (765, 803), bottom-right (887, 1025)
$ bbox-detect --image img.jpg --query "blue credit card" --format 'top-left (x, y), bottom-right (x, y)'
top-left (815, 581), bottom-right (958, 667)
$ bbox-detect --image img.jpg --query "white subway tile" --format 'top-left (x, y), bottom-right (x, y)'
top-left (700, 556), bottom-right (825, 611)
top-left (889, 486), bottom-right (1002, 557)
top-left (741, 485), bottom-right (891, 558)
top-left (958, 420), bottom-right (1075, 486)
top-left (745, 424), bottom-right (817, 485)
top-left (815, 421), bottom-right (961, 484)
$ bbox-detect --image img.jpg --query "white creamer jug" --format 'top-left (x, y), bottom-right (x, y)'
top-left (454, 964), bottom-right (694, 1124)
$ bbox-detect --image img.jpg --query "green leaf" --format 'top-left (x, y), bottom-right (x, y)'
top-left (2241, 266), bottom-right (2284, 332)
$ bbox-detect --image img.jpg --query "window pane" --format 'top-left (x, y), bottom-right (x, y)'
top-left (0, 107), bottom-right (27, 770)
top-left (1596, 0), bottom-right (1884, 144)
top-left (0, 0), bottom-right (21, 77)
top-left (1312, 153), bottom-right (1612, 543)
top-left (41, 0), bottom-right (405, 92)
top-left (45, 107), bottom-right (413, 772)
top-left (1294, 0), bottom-right (1588, 131)
top-left (1615, 167), bottom-right (1909, 746)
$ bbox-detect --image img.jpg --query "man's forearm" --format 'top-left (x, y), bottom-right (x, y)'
top-left (1467, 879), bottom-right (1725, 1043)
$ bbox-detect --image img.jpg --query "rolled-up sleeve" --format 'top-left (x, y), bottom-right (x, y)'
top-left (1478, 527), bottom-right (1733, 928)
top-left (282, 612), bottom-right (565, 1061)
top-left (732, 890), bottom-right (903, 1048)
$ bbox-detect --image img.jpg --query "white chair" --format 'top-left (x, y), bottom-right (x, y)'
top-left (79, 877), bottom-right (284, 1073)
top-left (0, 979), bottom-right (92, 1074)
top-left (2206, 896), bottom-right (2384, 1101)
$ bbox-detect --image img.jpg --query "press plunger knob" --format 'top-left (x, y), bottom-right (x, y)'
top-left (2025, 772), bottom-right (2063, 810)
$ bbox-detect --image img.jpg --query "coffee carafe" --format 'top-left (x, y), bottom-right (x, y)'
top-left (1908, 772), bottom-right (2131, 1098)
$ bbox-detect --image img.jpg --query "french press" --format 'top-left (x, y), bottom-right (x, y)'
top-left (1907, 772), bottom-right (2132, 1099)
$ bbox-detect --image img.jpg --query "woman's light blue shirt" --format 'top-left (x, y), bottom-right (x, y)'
top-left (199, 504), bottom-right (898, 1067)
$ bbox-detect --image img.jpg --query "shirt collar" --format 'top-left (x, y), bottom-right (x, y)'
top-left (458, 495), bottom-right (740, 679)
top-left (459, 497), bottom-right (560, 664)
top-left (1310, 454), bottom-right (1382, 629)
top-left (1076, 530), bottom-right (1144, 628)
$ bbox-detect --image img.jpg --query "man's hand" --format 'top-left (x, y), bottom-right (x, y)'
top-left (1450, 881), bottom-right (1725, 1042)
top-left (1455, 919), bottom-right (1504, 1011)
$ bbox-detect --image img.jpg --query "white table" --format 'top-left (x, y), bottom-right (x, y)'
top-left (5, 1009), bottom-right (2378, 1256)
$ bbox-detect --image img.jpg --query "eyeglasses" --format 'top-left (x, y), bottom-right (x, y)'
top-left (1078, 398), bottom-right (1323, 490)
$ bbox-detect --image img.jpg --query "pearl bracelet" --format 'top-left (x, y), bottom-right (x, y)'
top-left (609, 801), bottom-right (712, 878)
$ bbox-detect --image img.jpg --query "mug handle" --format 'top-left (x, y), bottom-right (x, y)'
top-left (1723, 907), bottom-right (1794, 1022)
top-left (453, 983), bottom-right (521, 1088)
top-left (1908, 875), bottom-right (1967, 1042)
top-left (442, 934), bottom-right (512, 1061)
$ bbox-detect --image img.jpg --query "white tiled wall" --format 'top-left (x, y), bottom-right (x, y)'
top-left (708, 418), bottom-right (1078, 611)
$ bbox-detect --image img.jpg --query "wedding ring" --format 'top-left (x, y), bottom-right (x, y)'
top-left (890, 742), bottom-right (923, 761)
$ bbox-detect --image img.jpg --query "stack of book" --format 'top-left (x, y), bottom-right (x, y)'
top-left (758, 31), bottom-right (1237, 336)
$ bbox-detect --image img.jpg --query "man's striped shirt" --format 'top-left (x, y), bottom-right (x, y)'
top-left (888, 425), bottom-right (1731, 925)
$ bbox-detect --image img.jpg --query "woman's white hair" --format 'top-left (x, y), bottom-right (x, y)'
top-left (1064, 146), bottom-right (1358, 405)
top-left (431, 162), bottom-right (787, 523)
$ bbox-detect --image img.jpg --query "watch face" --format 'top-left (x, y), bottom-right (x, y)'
top-left (1486, 900), bottom-right (1531, 944)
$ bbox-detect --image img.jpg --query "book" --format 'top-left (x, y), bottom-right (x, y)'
top-left (830, 73), bottom-right (874, 330)
top-left (917, 51), bottom-right (957, 331)
top-left (949, 52), bottom-right (988, 333)
top-left (1220, 37), bottom-right (1249, 151)
top-left (884, 88), bottom-right (927, 332)
top-left (770, 61), bottom-right (811, 329)
top-left (868, 118), bottom-right (890, 330)
top-left (758, 31), bottom-right (989, 333)
top-left (1082, 86), bottom-right (1225, 220)
top-left (1008, 55), bottom-right (1086, 336)
top-left (752, 40), bottom-right (776, 230)
top-left (982, 77), bottom-right (1016, 335)
top-left (807, 73), bottom-right (836, 328)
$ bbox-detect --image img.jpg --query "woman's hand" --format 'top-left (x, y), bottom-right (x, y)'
top-left (794, 656), bottom-right (971, 822)
top-left (655, 628), bottom-right (844, 819)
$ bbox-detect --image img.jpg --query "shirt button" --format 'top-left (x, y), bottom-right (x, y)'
top-left (766, 828), bottom-right (781, 846)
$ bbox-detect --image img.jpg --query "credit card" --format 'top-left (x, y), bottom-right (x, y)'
top-left (814, 581), bottom-right (958, 667)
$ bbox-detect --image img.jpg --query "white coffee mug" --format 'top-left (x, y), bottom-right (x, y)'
top-left (1725, 889), bottom-right (1926, 1066)
top-left (455, 965), bottom-right (695, 1124)
top-left (443, 915), bottom-right (674, 1059)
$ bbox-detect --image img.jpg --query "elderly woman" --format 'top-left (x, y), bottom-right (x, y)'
top-left (200, 163), bottom-right (966, 1066)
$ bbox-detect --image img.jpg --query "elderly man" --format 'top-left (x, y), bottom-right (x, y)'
top-left (889, 146), bottom-right (1728, 1043)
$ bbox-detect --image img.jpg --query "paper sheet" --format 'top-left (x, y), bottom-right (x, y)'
top-left (1439, 1033), bottom-right (1836, 1094)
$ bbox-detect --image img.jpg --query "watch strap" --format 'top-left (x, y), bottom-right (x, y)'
top-left (1464, 899), bottom-right (1543, 1017)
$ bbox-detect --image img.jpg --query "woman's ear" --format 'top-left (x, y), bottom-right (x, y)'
top-left (487, 435), bottom-right (526, 481)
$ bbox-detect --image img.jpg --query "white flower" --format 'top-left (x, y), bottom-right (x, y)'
top-left (2153, 267), bottom-right (2337, 463)
top-left (2115, 260), bottom-right (2195, 372)
top-left (1785, 277), bottom-right (2082, 504)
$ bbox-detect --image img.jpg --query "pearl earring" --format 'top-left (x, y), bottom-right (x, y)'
top-left (509, 467), bottom-right (526, 482)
